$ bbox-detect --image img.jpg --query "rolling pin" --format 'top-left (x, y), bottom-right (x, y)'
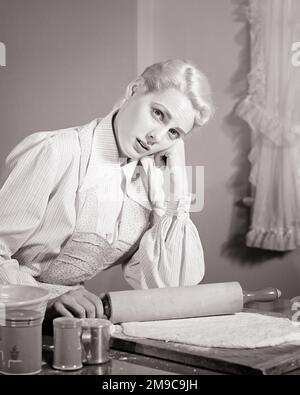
top-left (101, 282), bottom-right (281, 323)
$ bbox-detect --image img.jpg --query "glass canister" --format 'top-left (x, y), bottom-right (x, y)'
top-left (0, 309), bottom-right (43, 375)
top-left (53, 317), bottom-right (83, 371)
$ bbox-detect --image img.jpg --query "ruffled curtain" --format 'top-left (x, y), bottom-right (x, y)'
top-left (236, 0), bottom-right (300, 251)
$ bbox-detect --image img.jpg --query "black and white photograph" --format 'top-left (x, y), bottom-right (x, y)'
top-left (0, 0), bottom-right (300, 379)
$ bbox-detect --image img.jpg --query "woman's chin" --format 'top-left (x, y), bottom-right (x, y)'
top-left (126, 147), bottom-right (143, 160)
top-left (122, 144), bottom-right (151, 160)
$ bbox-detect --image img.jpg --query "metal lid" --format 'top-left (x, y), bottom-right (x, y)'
top-left (53, 317), bottom-right (82, 329)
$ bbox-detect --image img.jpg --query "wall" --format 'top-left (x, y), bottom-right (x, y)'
top-left (140, 0), bottom-right (300, 298)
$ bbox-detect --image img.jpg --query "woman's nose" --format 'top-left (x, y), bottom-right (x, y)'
top-left (146, 129), bottom-right (165, 145)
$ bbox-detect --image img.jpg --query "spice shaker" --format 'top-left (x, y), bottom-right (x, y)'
top-left (52, 317), bottom-right (82, 371)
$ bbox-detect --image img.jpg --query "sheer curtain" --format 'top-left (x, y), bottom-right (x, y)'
top-left (236, 0), bottom-right (300, 251)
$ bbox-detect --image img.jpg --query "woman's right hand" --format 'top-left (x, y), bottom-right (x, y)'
top-left (154, 140), bottom-right (188, 200)
top-left (49, 287), bottom-right (104, 318)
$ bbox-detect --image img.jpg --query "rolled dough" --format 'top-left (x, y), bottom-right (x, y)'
top-left (117, 312), bottom-right (300, 349)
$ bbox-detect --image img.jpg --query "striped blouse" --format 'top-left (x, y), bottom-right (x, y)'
top-left (0, 111), bottom-right (205, 299)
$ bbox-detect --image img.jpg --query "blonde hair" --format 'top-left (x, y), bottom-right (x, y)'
top-left (115, 59), bottom-right (214, 127)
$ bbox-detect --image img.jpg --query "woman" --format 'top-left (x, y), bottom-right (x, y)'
top-left (0, 59), bottom-right (214, 319)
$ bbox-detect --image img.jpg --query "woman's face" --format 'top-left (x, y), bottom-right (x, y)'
top-left (113, 87), bottom-right (195, 159)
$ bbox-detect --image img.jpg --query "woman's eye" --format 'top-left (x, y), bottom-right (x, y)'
top-left (169, 129), bottom-right (180, 139)
top-left (153, 108), bottom-right (164, 120)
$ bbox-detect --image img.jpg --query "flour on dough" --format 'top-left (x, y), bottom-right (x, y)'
top-left (118, 312), bottom-right (300, 349)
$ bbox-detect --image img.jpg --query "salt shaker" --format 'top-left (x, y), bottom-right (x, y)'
top-left (52, 317), bottom-right (82, 371)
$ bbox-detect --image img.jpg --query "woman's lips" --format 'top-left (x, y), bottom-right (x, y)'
top-left (135, 138), bottom-right (150, 153)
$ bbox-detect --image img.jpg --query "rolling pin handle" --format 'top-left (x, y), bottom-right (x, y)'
top-left (243, 287), bottom-right (282, 304)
